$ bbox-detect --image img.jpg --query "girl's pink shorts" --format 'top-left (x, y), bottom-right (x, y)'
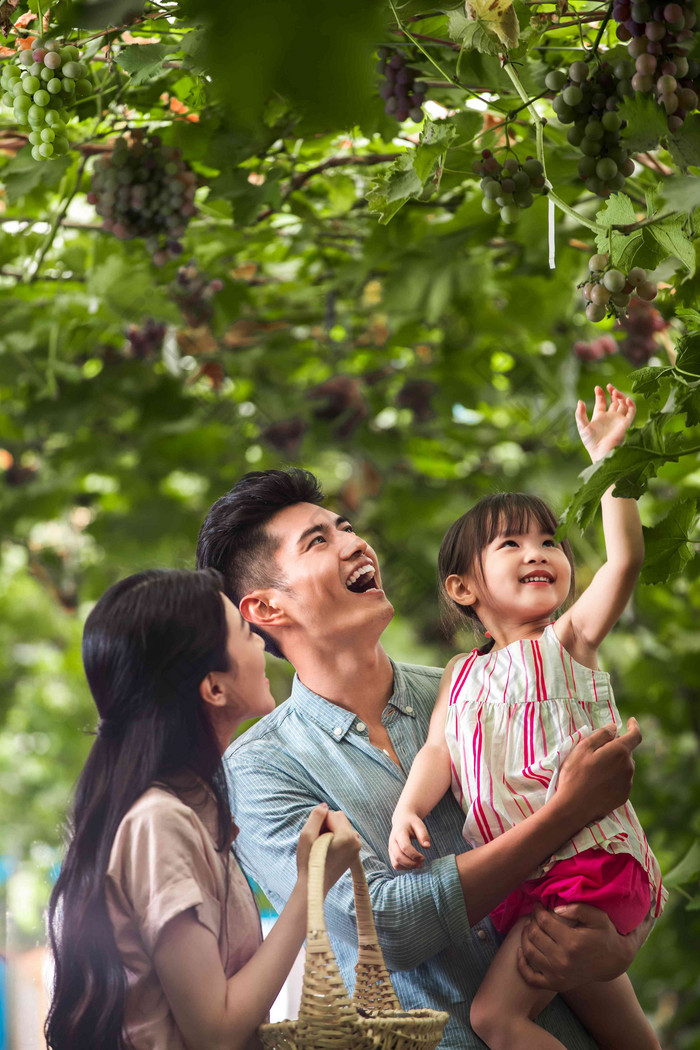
top-left (490, 849), bottom-right (651, 935)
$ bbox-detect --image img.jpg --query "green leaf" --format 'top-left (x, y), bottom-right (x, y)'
top-left (58, 0), bottom-right (145, 30)
top-left (447, 7), bottom-right (503, 55)
top-left (655, 177), bottom-right (700, 216)
top-left (664, 840), bottom-right (700, 889)
top-left (413, 120), bottom-right (457, 183)
top-left (630, 365), bottom-right (674, 404)
top-left (666, 114), bottom-right (700, 170)
top-left (641, 498), bottom-right (698, 584)
top-left (670, 382), bottom-right (700, 429)
top-left (594, 192), bottom-right (637, 229)
top-left (648, 215), bottom-right (696, 275)
top-left (558, 438), bottom-right (659, 534)
top-left (618, 94), bottom-right (668, 153)
top-left (115, 43), bottom-right (178, 86)
top-left (676, 331), bottom-right (700, 378)
top-left (367, 154), bottom-right (423, 224)
top-left (2, 149), bottom-right (72, 204)
top-left (676, 308), bottom-right (700, 332)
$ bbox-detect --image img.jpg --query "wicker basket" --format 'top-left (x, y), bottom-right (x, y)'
top-left (259, 832), bottom-right (449, 1050)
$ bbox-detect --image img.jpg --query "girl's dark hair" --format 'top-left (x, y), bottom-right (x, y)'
top-left (45, 568), bottom-right (234, 1050)
top-left (437, 493), bottom-right (576, 641)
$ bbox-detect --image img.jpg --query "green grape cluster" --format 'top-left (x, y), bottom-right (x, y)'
top-left (581, 252), bottom-right (658, 322)
top-left (88, 132), bottom-right (198, 265)
top-left (0, 40), bottom-right (91, 160)
top-left (546, 60), bottom-right (636, 197)
top-left (471, 150), bottom-right (546, 223)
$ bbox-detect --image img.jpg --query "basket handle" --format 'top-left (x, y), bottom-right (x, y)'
top-left (304, 831), bottom-right (401, 1015)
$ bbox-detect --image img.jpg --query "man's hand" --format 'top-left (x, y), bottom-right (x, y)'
top-left (389, 811), bottom-right (431, 870)
top-left (557, 718), bottom-right (641, 827)
top-left (517, 902), bottom-right (652, 990)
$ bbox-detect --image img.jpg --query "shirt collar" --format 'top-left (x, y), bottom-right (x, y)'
top-left (289, 658), bottom-right (416, 741)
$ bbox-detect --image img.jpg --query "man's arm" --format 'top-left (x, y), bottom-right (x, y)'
top-left (229, 756), bottom-right (472, 972)
top-left (454, 718), bottom-right (642, 924)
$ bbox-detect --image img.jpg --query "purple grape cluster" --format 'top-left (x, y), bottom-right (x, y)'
top-left (616, 297), bottom-right (670, 364)
top-left (0, 40), bottom-right (91, 160)
top-left (573, 334), bottom-right (618, 361)
top-left (471, 150), bottom-right (546, 223)
top-left (377, 48), bottom-right (427, 122)
top-left (88, 131), bottom-right (197, 265)
top-left (547, 61), bottom-right (636, 197)
top-left (581, 252), bottom-right (657, 323)
top-left (172, 261), bottom-right (224, 327)
top-left (125, 319), bottom-right (166, 359)
top-left (613, 0), bottom-right (699, 130)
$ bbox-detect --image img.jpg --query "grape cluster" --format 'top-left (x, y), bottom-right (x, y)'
top-left (125, 319), bottom-right (166, 360)
top-left (172, 261), bottom-right (224, 327)
top-left (613, 0), bottom-right (699, 130)
top-left (377, 48), bottom-right (427, 123)
top-left (88, 132), bottom-right (197, 265)
top-left (0, 40), bottom-right (91, 160)
top-left (574, 334), bottom-right (618, 361)
top-left (471, 151), bottom-right (546, 223)
top-left (547, 61), bottom-right (635, 197)
top-left (616, 297), bottom-right (670, 364)
top-left (581, 252), bottom-right (657, 322)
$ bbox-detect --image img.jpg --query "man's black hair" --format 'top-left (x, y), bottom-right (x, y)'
top-left (196, 468), bottom-right (325, 659)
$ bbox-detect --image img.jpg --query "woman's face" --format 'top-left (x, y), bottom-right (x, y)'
top-left (218, 595), bottom-right (276, 728)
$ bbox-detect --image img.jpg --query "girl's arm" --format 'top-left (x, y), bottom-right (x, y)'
top-left (556, 384), bottom-right (644, 664)
top-left (152, 806), bottom-right (360, 1050)
top-left (389, 655), bottom-right (463, 871)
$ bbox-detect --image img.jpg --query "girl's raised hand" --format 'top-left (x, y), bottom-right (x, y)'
top-left (575, 384), bottom-right (636, 463)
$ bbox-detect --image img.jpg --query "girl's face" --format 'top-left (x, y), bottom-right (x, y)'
top-left (470, 518), bottom-right (572, 629)
top-left (217, 595), bottom-right (276, 728)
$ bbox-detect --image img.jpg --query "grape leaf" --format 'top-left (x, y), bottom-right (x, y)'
top-left (558, 439), bottom-right (660, 534)
top-left (675, 331), bottom-right (700, 378)
top-left (618, 94), bottom-right (668, 153)
top-left (648, 215), bottom-right (696, 275)
top-left (666, 114), bottom-right (700, 170)
top-left (466, 0), bottom-right (519, 49)
top-left (664, 840), bottom-right (700, 889)
top-left (2, 147), bottom-right (72, 204)
top-left (630, 365), bottom-right (674, 404)
top-left (597, 227), bottom-right (665, 273)
top-left (594, 192), bottom-right (637, 229)
top-left (367, 154), bottom-right (423, 224)
top-left (641, 498), bottom-right (698, 584)
top-left (413, 119), bottom-right (456, 182)
top-left (672, 382), bottom-right (700, 427)
top-left (655, 177), bottom-right (700, 216)
top-left (676, 308), bottom-right (700, 332)
top-left (115, 43), bottom-right (178, 86)
top-left (447, 7), bottom-right (503, 55)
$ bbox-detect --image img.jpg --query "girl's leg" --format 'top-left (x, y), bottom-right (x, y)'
top-left (470, 917), bottom-right (564, 1050)
top-left (563, 974), bottom-right (661, 1050)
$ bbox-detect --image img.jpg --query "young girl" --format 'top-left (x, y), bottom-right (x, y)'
top-left (45, 567), bottom-right (360, 1050)
top-left (389, 385), bottom-right (666, 1050)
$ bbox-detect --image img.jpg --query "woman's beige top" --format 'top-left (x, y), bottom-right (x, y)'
top-left (106, 781), bottom-right (263, 1050)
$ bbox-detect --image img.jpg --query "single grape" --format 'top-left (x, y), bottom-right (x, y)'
top-left (569, 60), bottom-right (589, 82)
top-left (603, 268), bottom-right (626, 292)
top-left (586, 303), bottom-right (607, 322)
top-left (591, 284), bottom-right (611, 305)
top-left (636, 280), bottom-right (658, 300)
top-left (545, 69), bottom-right (567, 91)
top-left (589, 253), bottom-right (609, 272)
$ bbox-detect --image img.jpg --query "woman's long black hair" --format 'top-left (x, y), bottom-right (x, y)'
top-left (45, 568), bottom-right (234, 1050)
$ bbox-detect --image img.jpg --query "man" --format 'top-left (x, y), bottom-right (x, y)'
top-left (196, 468), bottom-right (649, 1048)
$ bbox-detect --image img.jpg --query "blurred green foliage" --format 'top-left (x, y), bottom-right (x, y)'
top-left (1, 0), bottom-right (699, 1041)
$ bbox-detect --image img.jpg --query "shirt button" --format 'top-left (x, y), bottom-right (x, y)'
top-left (333, 727), bottom-right (343, 737)
top-left (356, 722), bottom-right (366, 732)
top-left (476, 929), bottom-right (488, 941)
top-left (405, 706), bottom-right (413, 715)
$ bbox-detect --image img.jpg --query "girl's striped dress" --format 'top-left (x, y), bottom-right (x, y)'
top-left (445, 623), bottom-right (666, 917)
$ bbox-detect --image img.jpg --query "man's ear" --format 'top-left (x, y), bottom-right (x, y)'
top-left (239, 590), bottom-right (291, 630)
top-left (444, 574), bottom-right (478, 608)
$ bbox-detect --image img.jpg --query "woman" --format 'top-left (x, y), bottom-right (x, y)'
top-left (45, 568), bottom-right (360, 1050)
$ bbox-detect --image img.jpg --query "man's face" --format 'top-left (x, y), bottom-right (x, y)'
top-left (260, 502), bottom-right (394, 645)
